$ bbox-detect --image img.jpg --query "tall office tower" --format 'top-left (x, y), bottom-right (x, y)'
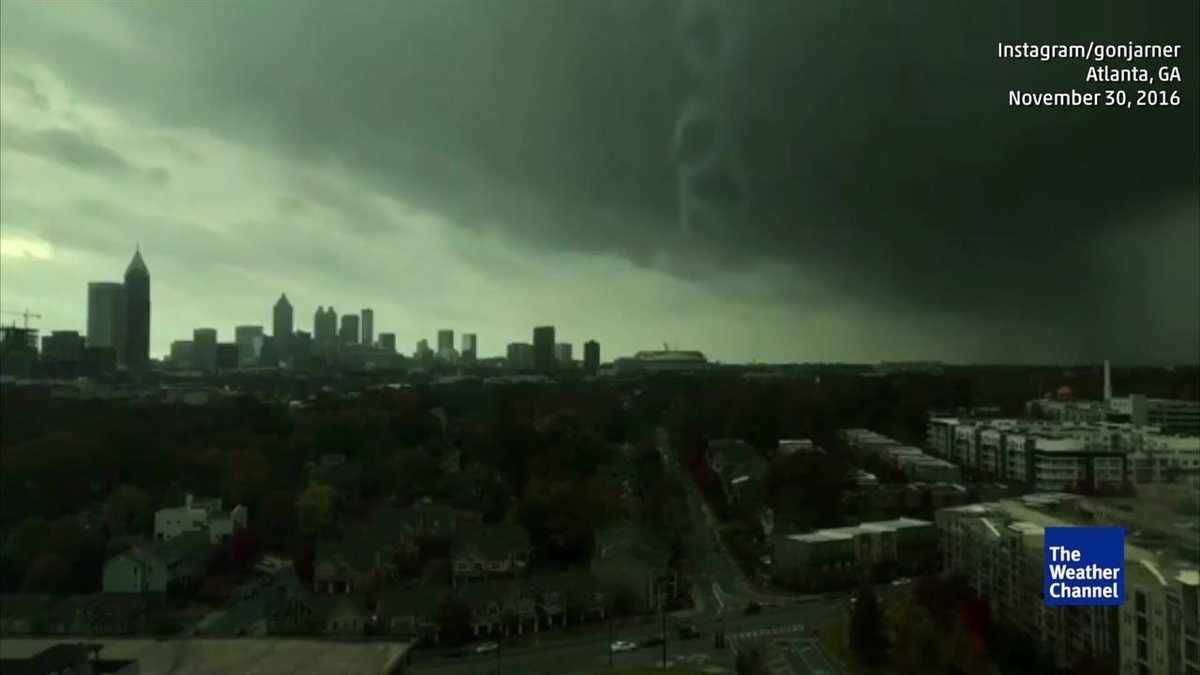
top-left (314, 306), bottom-right (338, 350)
top-left (415, 339), bottom-right (433, 361)
top-left (168, 340), bottom-right (194, 369)
top-left (123, 248), bottom-right (151, 370)
top-left (584, 340), bottom-right (600, 373)
top-left (193, 328), bottom-right (218, 372)
top-left (361, 309), bottom-right (374, 346)
top-left (291, 331), bottom-right (313, 364)
top-left (273, 293), bottom-right (293, 363)
top-left (215, 343), bottom-right (239, 371)
top-left (554, 342), bottom-right (573, 364)
top-left (86, 281), bottom-right (126, 366)
top-left (339, 314), bottom-right (360, 344)
top-left (235, 325), bottom-right (264, 367)
top-left (437, 329), bottom-right (454, 360)
top-left (461, 333), bottom-right (477, 362)
top-left (378, 332), bottom-right (397, 352)
top-left (506, 342), bottom-right (534, 370)
top-left (533, 326), bottom-right (555, 371)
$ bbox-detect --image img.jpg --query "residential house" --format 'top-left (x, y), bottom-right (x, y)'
top-left (36, 594), bottom-right (151, 636)
top-left (592, 522), bottom-right (677, 613)
top-left (192, 567), bottom-right (317, 637)
top-left (451, 524), bottom-right (531, 588)
top-left (102, 531), bottom-right (210, 596)
top-left (376, 586), bottom-right (445, 643)
top-left (457, 580), bottom-right (539, 637)
top-left (312, 593), bottom-right (374, 636)
top-left (153, 493), bottom-right (248, 544)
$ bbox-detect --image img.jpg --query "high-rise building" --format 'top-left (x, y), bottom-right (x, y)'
top-left (273, 293), bottom-right (293, 362)
top-left (291, 331), bottom-right (313, 364)
top-left (314, 306), bottom-right (338, 351)
top-left (123, 248), bottom-right (151, 370)
top-left (554, 342), bottom-right (573, 364)
top-left (506, 342), bottom-right (534, 370)
top-left (169, 340), bottom-right (194, 369)
top-left (461, 333), bottom-right (477, 362)
top-left (437, 330), bottom-right (454, 360)
top-left (339, 314), bottom-right (360, 344)
top-left (533, 326), bottom-right (555, 371)
top-left (235, 325), bottom-right (264, 367)
top-left (584, 340), bottom-right (600, 373)
top-left (193, 328), bottom-right (217, 372)
top-left (86, 281), bottom-right (126, 366)
top-left (215, 343), bottom-right (239, 371)
top-left (379, 332), bottom-right (397, 352)
top-left (415, 339), bottom-right (433, 362)
top-left (361, 309), bottom-right (374, 346)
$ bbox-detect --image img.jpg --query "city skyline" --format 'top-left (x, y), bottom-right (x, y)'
top-left (1, 2), bottom-right (1197, 366)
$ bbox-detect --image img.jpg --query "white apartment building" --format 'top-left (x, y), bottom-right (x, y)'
top-left (154, 493), bottom-right (248, 543)
top-left (929, 417), bottom-right (1199, 491)
top-left (938, 495), bottom-right (1200, 675)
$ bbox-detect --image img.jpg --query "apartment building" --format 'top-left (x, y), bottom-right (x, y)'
top-left (938, 494), bottom-right (1200, 674)
top-left (772, 517), bottom-right (936, 590)
top-left (838, 429), bottom-right (961, 483)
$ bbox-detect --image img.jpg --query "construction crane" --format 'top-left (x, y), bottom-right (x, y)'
top-left (0, 308), bottom-right (42, 328)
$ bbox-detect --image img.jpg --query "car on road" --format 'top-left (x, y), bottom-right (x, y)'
top-left (611, 641), bottom-right (638, 652)
top-left (474, 641), bottom-right (499, 654)
top-left (891, 577), bottom-right (912, 586)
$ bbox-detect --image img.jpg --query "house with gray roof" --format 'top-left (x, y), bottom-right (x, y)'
top-left (451, 523), bottom-right (531, 588)
top-left (101, 530), bottom-right (210, 596)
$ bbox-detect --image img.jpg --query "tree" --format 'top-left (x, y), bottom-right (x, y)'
top-left (22, 554), bottom-right (70, 593)
top-left (890, 601), bottom-right (946, 675)
top-left (297, 485), bottom-right (338, 538)
top-left (849, 581), bottom-right (889, 667)
top-left (3, 517), bottom-right (49, 567)
top-left (735, 643), bottom-right (769, 675)
top-left (225, 448), bottom-right (272, 508)
top-left (436, 597), bottom-right (473, 644)
top-left (257, 490), bottom-right (298, 551)
top-left (105, 484), bottom-right (152, 535)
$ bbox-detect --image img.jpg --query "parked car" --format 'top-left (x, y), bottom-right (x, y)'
top-left (678, 624), bottom-right (702, 640)
top-left (611, 641), bottom-right (638, 653)
top-left (474, 642), bottom-right (499, 654)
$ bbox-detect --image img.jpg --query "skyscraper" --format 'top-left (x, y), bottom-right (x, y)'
top-left (314, 306), bottom-right (338, 351)
top-left (86, 281), bottom-right (126, 366)
top-left (339, 314), bottom-right (360, 344)
top-left (235, 325), bottom-right (264, 366)
top-left (555, 342), bottom-right (573, 364)
top-left (437, 329), bottom-right (454, 360)
top-left (273, 293), bottom-right (293, 363)
top-left (193, 328), bottom-right (217, 372)
top-left (461, 333), bottom-right (477, 362)
top-left (533, 326), bottom-right (555, 371)
top-left (506, 342), bottom-right (534, 370)
top-left (123, 248), bottom-right (151, 370)
top-left (361, 309), bottom-right (374, 346)
top-left (584, 340), bottom-right (600, 373)
top-left (378, 332), bottom-right (396, 352)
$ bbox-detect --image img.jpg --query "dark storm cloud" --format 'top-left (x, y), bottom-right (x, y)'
top-left (1, 122), bottom-right (171, 185)
top-left (3, 0), bottom-right (1196, 362)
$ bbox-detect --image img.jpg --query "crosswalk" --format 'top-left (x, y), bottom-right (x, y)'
top-left (726, 622), bottom-right (807, 651)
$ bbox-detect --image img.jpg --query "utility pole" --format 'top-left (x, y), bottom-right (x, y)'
top-left (607, 612), bottom-right (613, 667)
top-left (660, 587), bottom-right (667, 668)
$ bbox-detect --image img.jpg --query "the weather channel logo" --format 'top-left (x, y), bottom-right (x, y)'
top-left (1044, 526), bottom-right (1125, 606)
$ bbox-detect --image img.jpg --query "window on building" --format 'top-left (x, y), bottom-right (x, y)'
top-left (1137, 592), bottom-right (1147, 613)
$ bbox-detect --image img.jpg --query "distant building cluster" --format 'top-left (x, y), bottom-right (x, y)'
top-left (840, 429), bottom-right (963, 483)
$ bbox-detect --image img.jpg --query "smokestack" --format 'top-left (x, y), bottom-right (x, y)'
top-left (1103, 360), bottom-right (1112, 402)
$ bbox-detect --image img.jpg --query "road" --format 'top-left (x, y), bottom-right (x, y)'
top-left (409, 600), bottom-right (851, 675)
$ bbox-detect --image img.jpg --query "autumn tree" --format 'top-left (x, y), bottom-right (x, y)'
top-left (850, 581), bottom-right (889, 667)
top-left (105, 484), bottom-right (152, 535)
top-left (297, 485), bottom-right (338, 538)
